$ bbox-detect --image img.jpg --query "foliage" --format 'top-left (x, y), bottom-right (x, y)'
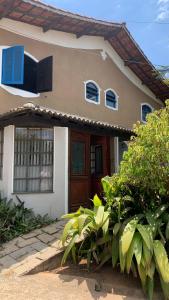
top-left (61, 103), bottom-right (169, 299)
top-left (113, 101), bottom-right (169, 206)
top-left (61, 193), bottom-right (169, 300)
top-left (0, 196), bottom-right (53, 244)
top-left (61, 195), bottom-right (110, 267)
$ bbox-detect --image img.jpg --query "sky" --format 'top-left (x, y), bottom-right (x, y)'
top-left (42, 0), bottom-right (169, 68)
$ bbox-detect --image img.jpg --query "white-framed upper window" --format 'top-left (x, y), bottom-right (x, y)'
top-left (141, 103), bottom-right (153, 123)
top-left (84, 80), bottom-right (100, 104)
top-left (105, 89), bottom-right (118, 110)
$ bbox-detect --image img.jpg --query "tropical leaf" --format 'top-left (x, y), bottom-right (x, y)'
top-left (61, 218), bottom-right (78, 245)
top-left (83, 208), bottom-right (95, 217)
top-left (113, 223), bottom-right (121, 236)
top-left (112, 235), bottom-right (119, 267)
top-left (143, 241), bottom-right (152, 267)
top-left (102, 211), bottom-right (109, 236)
top-left (154, 240), bottom-right (169, 283)
top-left (146, 277), bottom-right (154, 300)
top-left (154, 204), bottom-right (169, 219)
top-left (147, 260), bottom-right (155, 279)
top-left (94, 206), bottom-right (104, 227)
top-left (126, 234), bottom-right (135, 273)
top-left (160, 276), bottom-right (169, 300)
top-left (93, 194), bottom-right (102, 207)
top-left (71, 245), bottom-right (77, 264)
top-left (137, 224), bottom-right (152, 251)
top-left (62, 209), bottom-right (81, 219)
top-left (134, 232), bottom-right (142, 266)
top-left (119, 240), bottom-right (126, 272)
top-left (61, 233), bottom-right (79, 265)
top-left (145, 212), bottom-right (157, 237)
top-left (137, 263), bottom-right (147, 292)
top-left (120, 218), bottom-right (138, 255)
top-left (77, 214), bottom-right (89, 234)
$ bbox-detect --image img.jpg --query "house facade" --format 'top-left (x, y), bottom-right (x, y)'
top-left (0, 0), bottom-right (168, 218)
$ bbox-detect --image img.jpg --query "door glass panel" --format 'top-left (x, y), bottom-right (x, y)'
top-left (72, 141), bottom-right (85, 175)
top-left (95, 145), bottom-right (103, 176)
top-left (90, 144), bottom-right (103, 176)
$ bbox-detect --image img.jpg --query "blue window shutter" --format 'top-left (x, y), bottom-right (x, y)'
top-left (1, 46), bottom-right (24, 85)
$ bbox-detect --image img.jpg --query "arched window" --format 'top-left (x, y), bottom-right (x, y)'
top-left (85, 81), bottom-right (100, 104)
top-left (105, 89), bottom-right (118, 110)
top-left (141, 103), bottom-right (153, 123)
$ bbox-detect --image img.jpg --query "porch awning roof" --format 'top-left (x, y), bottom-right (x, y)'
top-left (0, 0), bottom-right (169, 101)
top-left (0, 103), bottom-right (133, 138)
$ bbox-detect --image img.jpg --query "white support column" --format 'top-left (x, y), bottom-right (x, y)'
top-left (53, 126), bottom-right (69, 216)
top-left (114, 136), bottom-right (119, 173)
top-left (2, 125), bottom-right (15, 199)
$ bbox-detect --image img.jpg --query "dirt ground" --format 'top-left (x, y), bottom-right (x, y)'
top-left (0, 272), bottom-right (145, 300)
top-left (0, 260), bottom-right (162, 300)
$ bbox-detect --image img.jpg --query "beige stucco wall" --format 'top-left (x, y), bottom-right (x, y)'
top-left (0, 27), bottom-right (163, 129)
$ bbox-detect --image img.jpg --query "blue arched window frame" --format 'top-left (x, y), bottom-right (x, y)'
top-left (141, 103), bottom-right (153, 123)
top-left (84, 80), bottom-right (100, 104)
top-left (105, 89), bottom-right (118, 110)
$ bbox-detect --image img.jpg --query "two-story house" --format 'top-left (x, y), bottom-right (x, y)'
top-left (0, 0), bottom-right (168, 218)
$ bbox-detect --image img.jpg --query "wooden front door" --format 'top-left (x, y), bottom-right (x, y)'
top-left (69, 130), bottom-right (91, 211)
top-left (91, 135), bottom-right (110, 198)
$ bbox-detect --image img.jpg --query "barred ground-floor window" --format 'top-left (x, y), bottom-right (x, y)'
top-left (14, 127), bottom-right (54, 193)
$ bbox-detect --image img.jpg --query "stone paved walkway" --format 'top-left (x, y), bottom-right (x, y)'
top-left (0, 220), bottom-right (66, 277)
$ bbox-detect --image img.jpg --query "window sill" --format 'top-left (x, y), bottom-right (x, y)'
top-left (12, 191), bottom-right (54, 195)
top-left (85, 97), bottom-right (100, 105)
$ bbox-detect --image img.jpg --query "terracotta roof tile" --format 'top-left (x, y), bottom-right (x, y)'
top-left (0, 103), bottom-right (132, 134)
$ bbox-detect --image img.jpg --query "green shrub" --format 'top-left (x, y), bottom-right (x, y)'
top-left (0, 196), bottom-right (53, 244)
top-left (118, 100), bottom-right (169, 202)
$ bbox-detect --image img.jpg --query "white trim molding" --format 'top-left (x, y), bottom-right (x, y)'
top-left (84, 80), bottom-right (101, 105)
top-left (104, 88), bottom-right (119, 111)
top-left (141, 103), bottom-right (153, 123)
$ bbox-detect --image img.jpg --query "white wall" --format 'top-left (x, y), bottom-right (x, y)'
top-left (2, 125), bottom-right (14, 198)
top-left (1, 125), bottom-right (69, 219)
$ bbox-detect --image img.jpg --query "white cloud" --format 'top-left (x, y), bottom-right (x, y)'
top-left (156, 0), bottom-right (169, 20)
top-left (157, 10), bottom-right (169, 19)
top-left (158, 0), bottom-right (169, 4)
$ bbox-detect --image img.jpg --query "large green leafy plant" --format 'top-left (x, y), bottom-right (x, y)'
top-left (61, 194), bottom-right (169, 300)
